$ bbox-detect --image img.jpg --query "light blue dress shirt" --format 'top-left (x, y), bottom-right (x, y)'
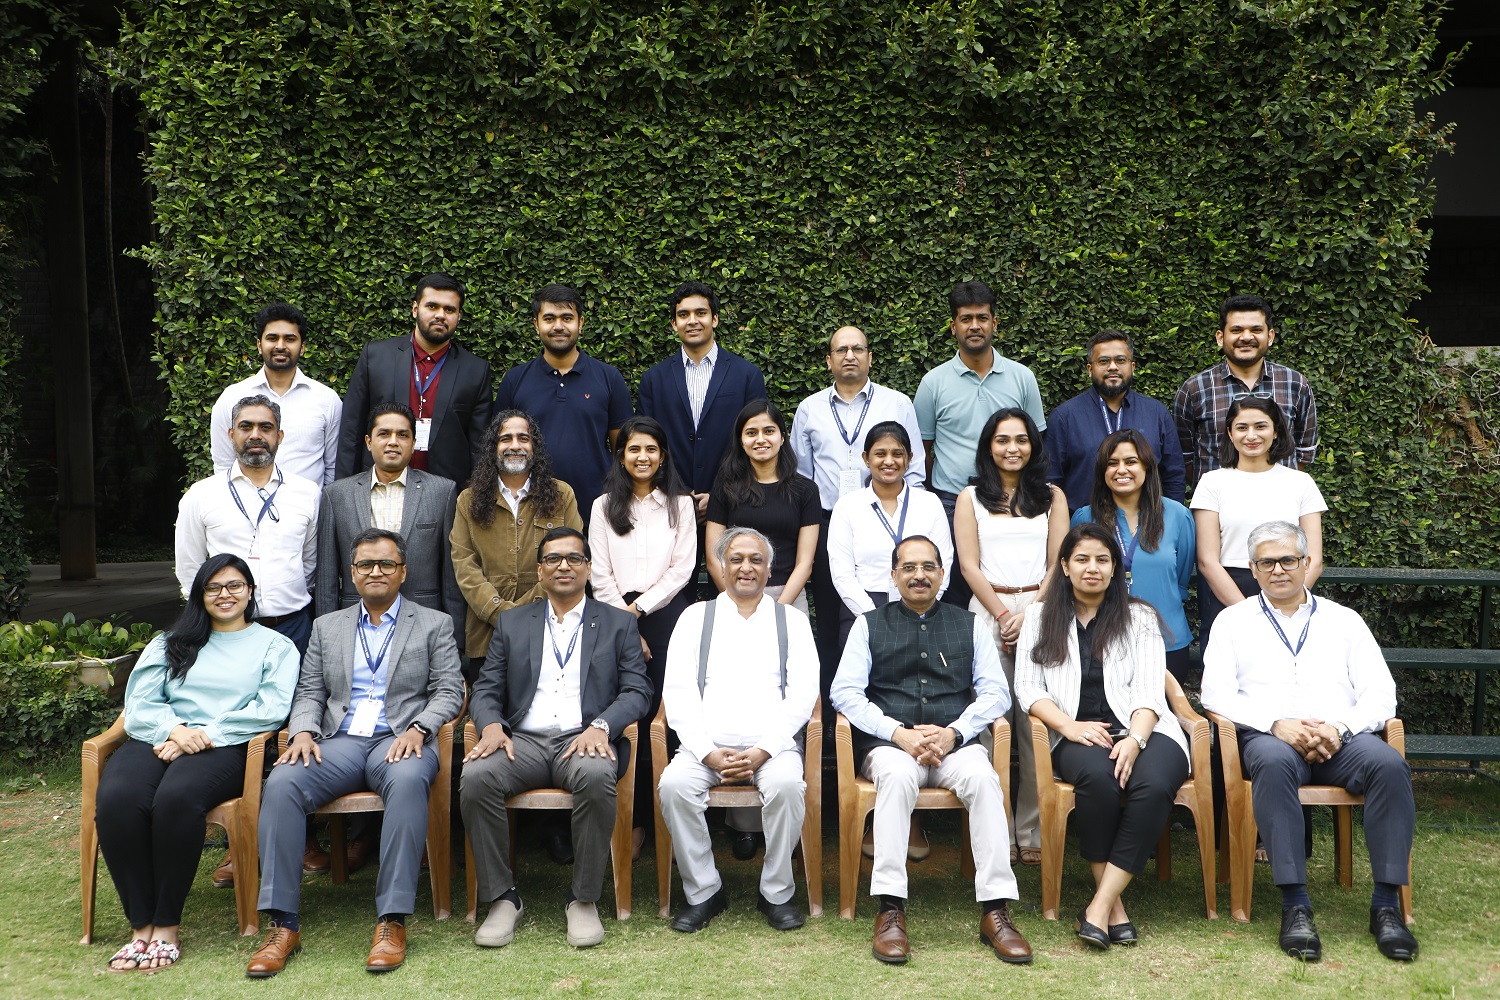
top-left (341, 593), bottom-right (403, 736)
top-left (791, 381), bottom-right (926, 510)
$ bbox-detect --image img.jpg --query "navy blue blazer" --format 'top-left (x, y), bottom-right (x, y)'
top-left (637, 347), bottom-right (767, 494)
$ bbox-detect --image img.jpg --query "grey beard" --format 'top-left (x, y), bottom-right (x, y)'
top-left (500, 455), bottom-right (531, 475)
top-left (238, 447), bottom-right (274, 468)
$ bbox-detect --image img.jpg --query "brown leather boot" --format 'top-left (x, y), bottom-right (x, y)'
top-left (366, 919), bottom-right (407, 972)
top-left (872, 908), bottom-right (909, 964)
top-left (981, 904), bottom-right (1033, 964)
top-left (246, 924), bottom-right (301, 978)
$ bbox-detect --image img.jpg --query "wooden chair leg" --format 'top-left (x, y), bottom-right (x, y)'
top-left (427, 786), bottom-right (452, 921)
top-left (1400, 870), bottom-right (1414, 926)
top-left (1333, 805), bottom-right (1354, 888)
top-left (654, 796), bottom-right (674, 919)
top-left (329, 815), bottom-right (349, 883)
top-left (80, 812), bottom-right (98, 945)
top-left (1155, 825), bottom-right (1173, 882)
top-left (465, 834), bottom-right (478, 922)
top-left (233, 810), bottom-right (260, 936)
top-left (610, 796), bottom-right (633, 921)
top-left (1037, 799), bottom-right (1068, 921)
top-left (959, 813), bottom-right (976, 880)
top-left (839, 803), bottom-right (870, 919)
top-left (802, 784), bottom-right (823, 918)
top-left (1225, 783), bottom-right (1256, 923)
top-left (1191, 804), bottom-right (1218, 920)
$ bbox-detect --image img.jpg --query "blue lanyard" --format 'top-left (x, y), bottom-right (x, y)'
top-left (1259, 593), bottom-right (1317, 658)
top-left (871, 487), bottom-right (910, 546)
top-left (1095, 392), bottom-right (1123, 435)
top-left (357, 611), bottom-right (399, 690)
top-left (1114, 517), bottom-right (1142, 584)
top-left (227, 468), bottom-right (282, 531)
top-left (547, 612), bottom-right (582, 670)
top-left (830, 387), bottom-right (874, 447)
top-left (412, 349), bottom-right (450, 407)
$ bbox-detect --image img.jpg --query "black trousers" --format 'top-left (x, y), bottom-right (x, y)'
top-left (1197, 565), bottom-right (1259, 651)
top-left (1164, 646), bottom-right (1194, 687)
top-left (629, 588), bottom-right (692, 828)
top-left (808, 509), bottom-right (843, 708)
top-left (932, 488), bottom-right (974, 608)
top-left (1052, 733), bottom-right (1188, 875)
top-left (95, 739), bottom-right (247, 928)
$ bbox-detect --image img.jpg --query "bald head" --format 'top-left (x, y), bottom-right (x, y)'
top-left (826, 325), bottom-right (872, 387)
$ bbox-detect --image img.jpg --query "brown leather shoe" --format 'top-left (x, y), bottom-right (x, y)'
top-left (872, 908), bottom-right (909, 964)
top-left (346, 834), bottom-right (377, 875)
top-left (303, 837), bottom-right (331, 875)
top-left (246, 925), bottom-right (301, 978)
top-left (366, 920), bottom-right (406, 973)
top-left (981, 905), bottom-right (1033, 964)
top-left (212, 850), bottom-right (235, 888)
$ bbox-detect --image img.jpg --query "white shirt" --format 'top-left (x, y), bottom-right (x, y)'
top-left (517, 598), bottom-right (587, 734)
top-left (1200, 590), bottom-right (1396, 736)
top-left (210, 367), bottom-right (342, 485)
top-left (499, 477), bottom-right (531, 518)
top-left (790, 381), bottom-right (926, 509)
top-left (1191, 465), bottom-right (1326, 569)
top-left (664, 594), bottom-right (819, 761)
top-left (174, 462), bottom-right (320, 616)
top-left (682, 344), bottom-right (719, 429)
top-left (827, 485), bottom-right (953, 615)
top-left (588, 491), bottom-right (697, 614)
top-left (368, 467), bottom-right (409, 532)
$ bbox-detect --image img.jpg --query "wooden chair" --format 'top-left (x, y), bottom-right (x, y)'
top-left (276, 718), bottom-right (458, 920)
top-left (462, 721), bottom-right (639, 921)
top-left (81, 715), bottom-right (271, 942)
top-left (650, 700), bottom-right (824, 919)
top-left (1207, 711), bottom-right (1414, 925)
top-left (1029, 674), bottom-right (1218, 921)
top-left (835, 714), bottom-right (1011, 919)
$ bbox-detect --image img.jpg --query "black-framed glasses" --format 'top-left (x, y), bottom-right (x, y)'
top-left (540, 552), bottom-right (590, 567)
top-left (204, 580), bottom-right (249, 595)
top-left (353, 559), bottom-right (405, 575)
top-left (1252, 555), bottom-right (1303, 572)
top-left (256, 486), bottom-right (281, 523)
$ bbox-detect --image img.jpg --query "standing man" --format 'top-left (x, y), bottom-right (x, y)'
top-left (176, 395), bottom-right (320, 654)
top-left (247, 528), bottom-right (464, 977)
top-left (337, 272), bottom-right (494, 485)
top-left (658, 527), bottom-right (819, 933)
top-left (493, 284), bottom-right (634, 521)
top-left (1044, 330), bottom-right (1186, 511)
top-left (1173, 294), bottom-right (1318, 490)
top-left (461, 528), bottom-right (652, 950)
top-left (832, 535), bottom-right (1031, 965)
top-left (317, 402), bottom-right (465, 655)
top-left (914, 280), bottom-right (1046, 606)
top-left (210, 303), bottom-right (343, 485)
top-left (791, 325), bottom-right (925, 691)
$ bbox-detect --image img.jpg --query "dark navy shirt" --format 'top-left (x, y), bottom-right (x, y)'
top-left (1044, 388), bottom-right (1186, 512)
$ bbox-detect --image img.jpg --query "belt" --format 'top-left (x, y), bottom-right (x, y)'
top-left (258, 605), bottom-right (310, 627)
top-left (990, 583), bottom-right (1041, 595)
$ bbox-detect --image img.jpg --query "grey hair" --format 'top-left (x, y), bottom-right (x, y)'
top-left (714, 525), bottom-right (774, 568)
top-left (1247, 520), bottom-right (1308, 560)
top-left (231, 393), bottom-right (282, 428)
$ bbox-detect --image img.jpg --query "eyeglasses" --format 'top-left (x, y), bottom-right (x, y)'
top-left (353, 559), bottom-right (405, 574)
top-left (1089, 355), bottom-right (1132, 368)
top-left (540, 552), bottom-right (590, 567)
top-left (256, 486), bottom-right (281, 523)
top-left (829, 345), bottom-right (869, 356)
top-left (897, 562), bottom-right (940, 574)
top-left (1252, 556), bottom-right (1303, 572)
top-left (1229, 389), bottom-right (1274, 402)
top-left (204, 581), bottom-right (249, 595)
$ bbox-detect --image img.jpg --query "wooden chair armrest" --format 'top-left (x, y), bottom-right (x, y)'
top-left (989, 716), bottom-right (1011, 809)
top-left (240, 731), bottom-right (275, 801)
top-left (621, 721), bottom-right (638, 752)
top-left (463, 719), bottom-right (478, 753)
top-left (81, 714), bottom-right (129, 777)
top-left (1204, 710), bottom-right (1245, 783)
top-left (805, 699), bottom-right (823, 756)
top-left (835, 713), bottom-right (855, 790)
top-left (1027, 713), bottom-right (1055, 786)
top-left (649, 703), bottom-right (668, 759)
top-left (276, 728), bottom-right (291, 755)
top-left (1382, 718), bottom-right (1405, 758)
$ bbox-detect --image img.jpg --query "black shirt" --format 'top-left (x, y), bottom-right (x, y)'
top-left (1075, 618), bottom-right (1122, 730)
top-left (706, 475), bottom-right (822, 586)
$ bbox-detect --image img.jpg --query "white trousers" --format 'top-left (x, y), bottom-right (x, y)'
top-left (862, 743), bottom-right (1018, 901)
top-left (658, 748), bottom-right (806, 905)
top-left (969, 590), bottom-right (1040, 848)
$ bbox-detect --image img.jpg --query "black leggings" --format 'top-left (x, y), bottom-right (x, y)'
top-left (95, 739), bottom-right (247, 928)
top-left (1052, 733), bottom-right (1189, 875)
top-left (629, 589), bottom-right (691, 829)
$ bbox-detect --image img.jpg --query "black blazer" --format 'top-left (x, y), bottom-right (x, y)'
top-left (336, 335), bottom-right (494, 484)
top-left (637, 346), bottom-right (767, 494)
top-left (470, 598), bottom-right (652, 777)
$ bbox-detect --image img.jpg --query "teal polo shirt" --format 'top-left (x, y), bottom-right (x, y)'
top-left (913, 349), bottom-right (1047, 495)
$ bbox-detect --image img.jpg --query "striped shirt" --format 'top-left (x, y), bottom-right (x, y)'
top-left (368, 467), bottom-right (407, 532)
top-left (683, 344), bottom-right (720, 429)
top-left (1172, 359), bottom-right (1318, 489)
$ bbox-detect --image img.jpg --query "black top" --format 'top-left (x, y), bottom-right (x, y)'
top-left (1075, 618), bottom-right (1122, 730)
top-left (706, 474), bottom-right (822, 586)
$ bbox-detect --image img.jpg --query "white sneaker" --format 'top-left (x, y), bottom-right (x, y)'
top-left (566, 900), bottom-right (605, 948)
top-left (475, 899), bottom-right (523, 948)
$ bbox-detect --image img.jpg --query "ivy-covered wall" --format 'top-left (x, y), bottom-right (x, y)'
top-left (120, 0), bottom-right (1496, 733)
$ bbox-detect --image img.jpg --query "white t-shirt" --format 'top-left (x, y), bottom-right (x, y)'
top-left (1191, 465), bottom-right (1326, 569)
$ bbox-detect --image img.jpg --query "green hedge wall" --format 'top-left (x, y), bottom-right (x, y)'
top-left (120, 0), bottom-right (1497, 734)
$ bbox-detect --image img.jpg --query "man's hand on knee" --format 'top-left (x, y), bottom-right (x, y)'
top-left (466, 723), bottom-right (515, 763)
top-left (562, 728), bottom-right (615, 762)
top-left (278, 732), bottom-right (322, 767)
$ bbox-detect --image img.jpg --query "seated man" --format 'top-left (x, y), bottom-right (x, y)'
top-left (832, 536), bottom-right (1032, 965)
top-left (658, 527), bottom-right (819, 932)
top-left (461, 527), bottom-right (651, 949)
top-left (1202, 520), bottom-right (1418, 963)
top-left (249, 528), bottom-right (464, 977)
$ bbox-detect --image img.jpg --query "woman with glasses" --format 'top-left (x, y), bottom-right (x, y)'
top-left (1073, 429), bottom-right (1197, 684)
top-left (95, 554), bottom-right (298, 972)
top-left (1191, 396), bottom-right (1325, 645)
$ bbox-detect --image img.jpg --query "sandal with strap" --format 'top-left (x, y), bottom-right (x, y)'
top-left (141, 939), bottom-right (181, 971)
top-left (1017, 847), bottom-right (1042, 867)
top-left (107, 938), bottom-right (150, 972)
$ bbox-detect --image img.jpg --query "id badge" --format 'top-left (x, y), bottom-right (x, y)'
top-left (414, 418), bottom-right (433, 451)
top-left (838, 468), bottom-right (863, 497)
top-left (349, 697), bottom-right (383, 737)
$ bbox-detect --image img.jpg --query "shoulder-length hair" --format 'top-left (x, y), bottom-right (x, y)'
top-left (712, 399), bottom-right (798, 508)
top-left (600, 415), bottom-right (689, 536)
top-left (1029, 523), bottom-right (1161, 667)
top-left (972, 407), bottom-right (1052, 518)
top-left (1218, 396), bottom-right (1294, 469)
top-left (467, 409), bottom-right (562, 528)
top-left (166, 553), bottom-right (258, 680)
top-left (1087, 429), bottom-right (1165, 552)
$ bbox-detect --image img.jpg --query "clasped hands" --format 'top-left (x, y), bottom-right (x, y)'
top-left (702, 746), bottom-right (771, 782)
top-left (153, 724), bottom-right (213, 761)
top-left (893, 724), bottom-right (957, 766)
top-left (1271, 718), bottom-right (1343, 762)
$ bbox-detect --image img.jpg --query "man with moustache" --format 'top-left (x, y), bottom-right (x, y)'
top-left (493, 284), bottom-right (634, 521)
top-left (1173, 294), bottom-right (1318, 489)
top-left (210, 302), bottom-right (343, 485)
top-left (1044, 330), bottom-right (1185, 511)
top-left (337, 273), bottom-right (494, 485)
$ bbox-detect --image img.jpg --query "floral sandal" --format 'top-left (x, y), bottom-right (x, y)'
top-left (107, 938), bottom-right (150, 972)
top-left (140, 939), bottom-right (181, 971)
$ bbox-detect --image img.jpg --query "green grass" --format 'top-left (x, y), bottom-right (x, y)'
top-left (2, 765), bottom-right (1497, 999)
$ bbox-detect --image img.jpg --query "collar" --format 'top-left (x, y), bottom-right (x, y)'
top-left (361, 593), bottom-right (403, 628)
top-left (681, 343), bottom-right (720, 369)
top-left (412, 334), bottom-right (452, 364)
top-left (231, 462), bottom-right (281, 485)
top-left (1212, 358), bottom-right (1274, 387)
top-left (499, 476), bottom-right (533, 499)
top-left (632, 488), bottom-right (668, 509)
top-left (370, 467), bottom-right (410, 490)
top-left (254, 366), bottom-right (311, 393)
top-left (547, 596), bottom-right (586, 625)
top-left (541, 349), bottom-right (587, 375)
top-left (830, 380), bottom-right (873, 403)
top-left (948, 347), bottom-right (1003, 376)
top-left (895, 599), bottom-right (939, 620)
top-left (715, 590), bottom-right (773, 619)
top-left (1268, 588), bottom-right (1313, 621)
top-left (1093, 387), bottom-right (1132, 409)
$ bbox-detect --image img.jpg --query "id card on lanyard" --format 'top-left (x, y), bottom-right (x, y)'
top-left (832, 389), bottom-right (873, 498)
top-left (413, 350), bottom-right (449, 452)
top-left (349, 613), bottom-right (398, 737)
top-left (872, 487), bottom-right (910, 547)
top-left (1114, 518), bottom-right (1142, 587)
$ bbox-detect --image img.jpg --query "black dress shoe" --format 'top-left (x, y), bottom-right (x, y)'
top-left (1075, 906), bottom-right (1109, 951)
top-left (544, 829), bottom-right (574, 865)
top-left (757, 892), bottom-right (805, 930)
top-left (730, 830), bottom-right (759, 861)
top-left (1279, 905), bottom-right (1322, 961)
top-left (671, 886), bottom-right (729, 932)
top-left (1108, 921), bottom-right (1138, 945)
top-left (1369, 907), bottom-right (1418, 961)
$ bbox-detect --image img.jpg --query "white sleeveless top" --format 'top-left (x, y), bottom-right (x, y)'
top-left (965, 484), bottom-right (1049, 588)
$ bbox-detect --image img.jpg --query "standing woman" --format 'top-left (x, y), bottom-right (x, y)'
top-left (1073, 429), bottom-right (1197, 685)
top-left (588, 415), bottom-right (698, 854)
top-left (95, 554), bottom-right (299, 971)
top-left (705, 400), bottom-right (821, 611)
top-left (1191, 396), bottom-right (1325, 645)
top-left (954, 407), bottom-right (1069, 866)
top-left (1013, 524), bottom-right (1188, 950)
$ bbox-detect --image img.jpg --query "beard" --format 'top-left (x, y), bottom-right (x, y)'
top-left (238, 442), bottom-right (275, 468)
top-left (1093, 375), bottom-right (1132, 400)
top-left (417, 317), bottom-right (454, 346)
top-left (500, 453), bottom-right (531, 475)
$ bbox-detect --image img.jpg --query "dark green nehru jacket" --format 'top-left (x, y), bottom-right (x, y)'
top-left (854, 600), bottom-right (978, 766)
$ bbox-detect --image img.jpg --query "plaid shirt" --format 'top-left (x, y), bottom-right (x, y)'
top-left (1172, 359), bottom-right (1317, 489)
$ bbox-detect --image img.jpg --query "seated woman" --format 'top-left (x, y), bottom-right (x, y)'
top-left (95, 554), bottom-right (299, 972)
top-left (1013, 524), bottom-right (1189, 951)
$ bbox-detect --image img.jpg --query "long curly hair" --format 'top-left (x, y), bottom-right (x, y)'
top-left (971, 407), bottom-right (1052, 518)
top-left (600, 415), bottom-right (689, 536)
top-left (1087, 429), bottom-right (1165, 552)
top-left (467, 409), bottom-right (563, 528)
top-left (166, 553), bottom-right (259, 679)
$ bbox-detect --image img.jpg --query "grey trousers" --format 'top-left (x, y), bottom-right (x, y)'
top-left (258, 732), bottom-right (438, 917)
top-left (1239, 729), bottom-right (1414, 887)
top-left (460, 728), bottom-right (618, 904)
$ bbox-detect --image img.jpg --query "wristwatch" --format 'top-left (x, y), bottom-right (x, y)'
top-left (409, 720), bottom-right (432, 738)
top-left (590, 718), bottom-right (611, 737)
top-left (1130, 733), bottom-right (1148, 752)
top-left (1336, 723), bottom-right (1354, 748)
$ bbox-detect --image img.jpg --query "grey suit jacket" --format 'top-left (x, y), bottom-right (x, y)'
top-left (289, 599), bottom-right (465, 742)
top-left (316, 468), bottom-right (466, 655)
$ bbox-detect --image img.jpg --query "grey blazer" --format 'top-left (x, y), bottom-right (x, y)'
top-left (315, 468), bottom-right (466, 655)
top-left (289, 599), bottom-right (465, 742)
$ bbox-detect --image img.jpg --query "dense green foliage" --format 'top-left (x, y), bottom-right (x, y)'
top-left (118, 1), bottom-right (1495, 733)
